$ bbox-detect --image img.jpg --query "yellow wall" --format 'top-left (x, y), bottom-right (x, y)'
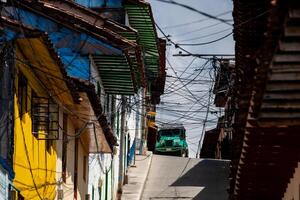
top-left (13, 50), bottom-right (57, 199)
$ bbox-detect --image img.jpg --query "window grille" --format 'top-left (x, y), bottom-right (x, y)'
top-left (18, 73), bottom-right (27, 117)
top-left (31, 96), bottom-right (59, 140)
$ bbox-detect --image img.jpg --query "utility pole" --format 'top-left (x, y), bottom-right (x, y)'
top-left (133, 95), bottom-right (140, 165)
top-left (196, 86), bottom-right (213, 158)
top-left (118, 96), bottom-right (126, 192)
top-left (140, 88), bottom-right (147, 155)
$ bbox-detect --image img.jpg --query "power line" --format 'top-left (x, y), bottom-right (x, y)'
top-left (153, 0), bottom-right (232, 26)
top-left (162, 11), bottom-right (232, 29)
top-left (177, 32), bottom-right (233, 46)
top-left (164, 59), bottom-right (211, 95)
top-left (196, 78), bottom-right (214, 158)
top-left (177, 28), bottom-right (232, 42)
top-left (155, 7), bottom-right (276, 55)
top-left (172, 22), bottom-right (226, 38)
top-left (164, 57), bottom-right (197, 91)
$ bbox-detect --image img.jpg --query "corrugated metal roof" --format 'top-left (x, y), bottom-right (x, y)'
top-left (128, 52), bottom-right (142, 88)
top-left (124, 3), bottom-right (159, 78)
top-left (92, 54), bottom-right (137, 95)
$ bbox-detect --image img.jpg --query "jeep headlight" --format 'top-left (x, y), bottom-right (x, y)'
top-left (174, 139), bottom-right (180, 146)
top-left (160, 140), bottom-right (165, 145)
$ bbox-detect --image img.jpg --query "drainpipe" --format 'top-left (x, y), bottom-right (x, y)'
top-left (118, 95), bottom-right (126, 195)
top-left (138, 89), bottom-right (144, 155)
top-left (133, 94), bottom-right (140, 165)
top-left (141, 88), bottom-right (148, 155)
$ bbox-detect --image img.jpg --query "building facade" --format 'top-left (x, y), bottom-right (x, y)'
top-left (0, 0), bottom-right (165, 199)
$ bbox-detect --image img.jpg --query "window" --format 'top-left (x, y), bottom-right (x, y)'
top-left (31, 94), bottom-right (59, 140)
top-left (92, 186), bottom-right (94, 200)
top-left (74, 138), bottom-right (79, 199)
top-left (110, 95), bottom-right (116, 130)
top-left (62, 113), bottom-right (68, 183)
top-left (116, 111), bottom-right (120, 136)
top-left (83, 156), bottom-right (87, 182)
top-left (18, 73), bottom-right (27, 117)
top-left (96, 82), bottom-right (101, 98)
top-left (106, 94), bottom-right (110, 114)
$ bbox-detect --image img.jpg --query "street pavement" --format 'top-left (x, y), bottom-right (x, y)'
top-left (141, 155), bottom-right (230, 200)
top-left (121, 152), bottom-right (153, 200)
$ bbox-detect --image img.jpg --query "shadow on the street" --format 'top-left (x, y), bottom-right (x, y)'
top-left (170, 159), bottom-right (230, 200)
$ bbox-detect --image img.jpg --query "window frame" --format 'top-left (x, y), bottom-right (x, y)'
top-left (31, 93), bottom-right (59, 140)
top-left (17, 72), bottom-right (28, 117)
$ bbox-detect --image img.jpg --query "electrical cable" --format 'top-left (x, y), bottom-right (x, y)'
top-left (177, 31), bottom-right (233, 46)
top-left (155, 7), bottom-right (277, 57)
top-left (152, 0), bottom-right (232, 25)
top-left (162, 10), bottom-right (232, 29)
top-left (164, 59), bottom-right (211, 95)
top-left (14, 85), bottom-right (43, 200)
top-left (164, 57), bottom-right (197, 92)
top-left (6, 4), bottom-right (118, 186)
top-left (177, 28), bottom-right (232, 43)
top-left (173, 22), bottom-right (226, 38)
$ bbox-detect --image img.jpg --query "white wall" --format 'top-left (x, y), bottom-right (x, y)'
top-left (87, 92), bottom-right (121, 200)
top-left (126, 90), bottom-right (143, 164)
top-left (56, 112), bottom-right (90, 200)
top-left (88, 153), bottom-right (115, 200)
top-left (0, 167), bottom-right (9, 199)
top-left (77, 140), bottom-right (89, 199)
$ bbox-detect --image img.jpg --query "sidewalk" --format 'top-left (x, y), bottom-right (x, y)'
top-left (121, 151), bottom-right (153, 200)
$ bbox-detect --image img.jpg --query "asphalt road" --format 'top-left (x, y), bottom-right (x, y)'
top-left (141, 155), bottom-right (230, 200)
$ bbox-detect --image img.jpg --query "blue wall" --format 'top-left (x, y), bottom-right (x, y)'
top-left (4, 8), bottom-right (122, 80)
top-left (75, 0), bottom-right (122, 8)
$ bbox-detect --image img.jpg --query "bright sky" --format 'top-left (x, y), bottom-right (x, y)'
top-left (149, 0), bottom-right (234, 157)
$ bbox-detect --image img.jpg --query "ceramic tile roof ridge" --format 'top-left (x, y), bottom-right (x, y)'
top-left (43, 0), bottom-right (138, 34)
top-left (13, 0), bottom-right (138, 49)
top-left (0, 15), bottom-right (41, 35)
top-left (0, 16), bottom-right (81, 103)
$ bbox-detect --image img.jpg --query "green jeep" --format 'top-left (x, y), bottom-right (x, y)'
top-left (154, 126), bottom-right (188, 157)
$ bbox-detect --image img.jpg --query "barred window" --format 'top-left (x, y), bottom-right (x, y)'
top-left (31, 94), bottom-right (59, 140)
top-left (18, 73), bottom-right (28, 117)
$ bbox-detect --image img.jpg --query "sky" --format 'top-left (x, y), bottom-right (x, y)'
top-left (148, 0), bottom-right (234, 157)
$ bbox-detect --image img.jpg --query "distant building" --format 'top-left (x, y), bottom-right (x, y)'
top-left (200, 60), bottom-right (235, 160)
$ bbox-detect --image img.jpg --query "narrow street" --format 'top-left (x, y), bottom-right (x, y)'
top-left (1, 0), bottom-right (299, 199)
top-left (141, 155), bottom-right (229, 200)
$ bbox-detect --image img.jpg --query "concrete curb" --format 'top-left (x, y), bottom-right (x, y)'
top-left (138, 151), bottom-right (153, 200)
top-left (121, 151), bottom-right (154, 200)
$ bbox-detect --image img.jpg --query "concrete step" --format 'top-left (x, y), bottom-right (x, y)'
top-left (261, 101), bottom-right (300, 110)
top-left (271, 63), bottom-right (300, 73)
top-left (284, 26), bottom-right (300, 37)
top-left (274, 54), bottom-right (300, 63)
top-left (259, 111), bottom-right (300, 119)
top-left (265, 82), bottom-right (300, 92)
top-left (279, 40), bottom-right (300, 52)
top-left (269, 72), bottom-right (300, 81)
top-left (264, 92), bottom-right (300, 100)
top-left (289, 7), bottom-right (300, 20)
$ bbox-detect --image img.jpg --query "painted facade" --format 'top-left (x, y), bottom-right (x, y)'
top-left (55, 113), bottom-right (91, 200)
top-left (13, 39), bottom-right (71, 199)
top-left (0, 0), bottom-right (165, 200)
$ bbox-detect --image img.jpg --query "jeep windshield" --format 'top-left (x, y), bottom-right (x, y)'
top-left (158, 129), bottom-right (182, 137)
